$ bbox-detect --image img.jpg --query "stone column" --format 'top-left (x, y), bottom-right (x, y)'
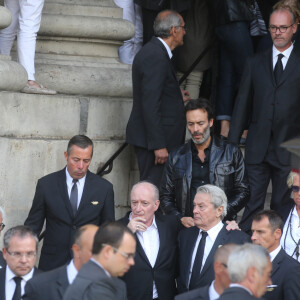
top-left (0, 6), bottom-right (27, 91)
top-left (0, 0), bottom-right (136, 242)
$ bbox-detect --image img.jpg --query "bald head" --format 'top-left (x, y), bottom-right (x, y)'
top-left (214, 243), bottom-right (238, 264)
top-left (72, 224), bottom-right (99, 270)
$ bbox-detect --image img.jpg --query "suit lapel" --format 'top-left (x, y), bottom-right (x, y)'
top-left (56, 267), bottom-right (69, 298)
top-left (271, 248), bottom-right (285, 279)
top-left (264, 48), bottom-right (277, 87)
top-left (58, 168), bottom-right (74, 219)
top-left (76, 170), bottom-right (92, 217)
top-left (136, 238), bottom-right (152, 268)
top-left (154, 215), bottom-right (166, 267)
top-left (277, 49), bottom-right (298, 86)
top-left (0, 267), bottom-right (5, 300)
top-left (200, 226), bottom-right (228, 278)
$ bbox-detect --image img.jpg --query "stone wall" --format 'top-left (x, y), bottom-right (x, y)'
top-left (0, 0), bottom-right (137, 249)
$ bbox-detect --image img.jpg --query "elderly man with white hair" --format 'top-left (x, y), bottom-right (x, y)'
top-left (177, 184), bottom-right (250, 294)
top-left (218, 243), bottom-right (272, 300)
top-left (0, 206), bottom-right (5, 268)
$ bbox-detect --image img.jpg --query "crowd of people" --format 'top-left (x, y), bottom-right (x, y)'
top-left (0, 0), bottom-right (300, 299)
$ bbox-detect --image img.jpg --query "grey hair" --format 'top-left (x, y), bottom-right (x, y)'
top-left (3, 225), bottom-right (38, 251)
top-left (228, 243), bottom-right (269, 283)
top-left (271, 7), bottom-right (296, 24)
top-left (131, 181), bottom-right (159, 202)
top-left (0, 206), bottom-right (4, 219)
top-left (153, 10), bottom-right (182, 38)
top-left (196, 184), bottom-right (228, 219)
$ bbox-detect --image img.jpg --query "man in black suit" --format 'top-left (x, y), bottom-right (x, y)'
top-left (0, 206), bottom-right (5, 268)
top-left (228, 7), bottom-right (300, 233)
top-left (0, 226), bottom-right (41, 300)
top-left (175, 243), bottom-right (238, 300)
top-left (23, 224), bottom-right (99, 300)
top-left (219, 243), bottom-right (272, 300)
top-left (177, 184), bottom-right (250, 294)
top-left (126, 10), bottom-right (189, 187)
top-left (119, 181), bottom-right (180, 300)
top-left (63, 222), bottom-right (136, 300)
top-left (25, 135), bottom-right (115, 271)
top-left (251, 210), bottom-right (300, 300)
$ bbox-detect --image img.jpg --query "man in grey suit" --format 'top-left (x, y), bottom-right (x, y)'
top-left (63, 222), bottom-right (136, 300)
top-left (23, 224), bottom-right (99, 300)
top-left (175, 244), bottom-right (238, 300)
top-left (219, 244), bottom-right (272, 300)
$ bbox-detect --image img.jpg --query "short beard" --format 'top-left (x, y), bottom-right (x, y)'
top-left (190, 126), bottom-right (211, 145)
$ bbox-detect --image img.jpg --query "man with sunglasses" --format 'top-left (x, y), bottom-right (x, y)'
top-left (0, 226), bottom-right (41, 300)
top-left (0, 206), bottom-right (5, 268)
top-left (229, 7), bottom-right (300, 234)
top-left (119, 181), bottom-right (181, 300)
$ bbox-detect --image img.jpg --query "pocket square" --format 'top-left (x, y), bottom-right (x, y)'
top-left (91, 201), bottom-right (99, 205)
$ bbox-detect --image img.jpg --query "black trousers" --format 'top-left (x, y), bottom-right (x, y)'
top-left (239, 142), bottom-right (291, 233)
top-left (134, 146), bottom-right (165, 188)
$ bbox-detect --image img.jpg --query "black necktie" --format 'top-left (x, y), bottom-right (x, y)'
top-left (274, 53), bottom-right (284, 84)
top-left (189, 231), bottom-right (208, 290)
top-left (12, 277), bottom-right (22, 300)
top-left (70, 179), bottom-right (78, 216)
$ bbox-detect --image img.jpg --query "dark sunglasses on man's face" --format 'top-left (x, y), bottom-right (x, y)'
top-left (292, 186), bottom-right (300, 193)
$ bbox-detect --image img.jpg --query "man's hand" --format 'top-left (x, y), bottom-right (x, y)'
top-left (225, 220), bottom-right (241, 231)
top-left (181, 89), bottom-right (191, 102)
top-left (127, 216), bottom-right (148, 233)
top-left (181, 217), bottom-right (195, 228)
top-left (154, 148), bottom-right (168, 165)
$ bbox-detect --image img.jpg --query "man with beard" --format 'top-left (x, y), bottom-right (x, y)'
top-left (160, 98), bottom-right (249, 227)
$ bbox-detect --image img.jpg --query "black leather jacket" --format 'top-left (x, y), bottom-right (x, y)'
top-left (209, 0), bottom-right (254, 26)
top-left (160, 136), bottom-right (250, 221)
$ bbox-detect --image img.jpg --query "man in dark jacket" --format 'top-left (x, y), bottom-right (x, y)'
top-left (160, 98), bottom-right (249, 228)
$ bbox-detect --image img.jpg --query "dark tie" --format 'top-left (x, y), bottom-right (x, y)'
top-left (274, 53), bottom-right (284, 84)
top-left (12, 277), bottom-right (22, 300)
top-left (189, 231), bottom-right (208, 290)
top-left (70, 179), bottom-right (78, 216)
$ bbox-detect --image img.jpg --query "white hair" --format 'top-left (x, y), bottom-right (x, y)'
top-left (228, 243), bottom-right (269, 283)
top-left (196, 184), bottom-right (228, 219)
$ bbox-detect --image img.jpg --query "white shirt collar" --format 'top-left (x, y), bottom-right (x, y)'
top-left (273, 43), bottom-right (293, 60)
top-left (65, 167), bottom-right (86, 186)
top-left (66, 259), bottom-right (78, 284)
top-left (209, 280), bottom-right (220, 300)
top-left (90, 258), bottom-right (111, 277)
top-left (269, 245), bottom-right (282, 262)
top-left (157, 37), bottom-right (173, 59)
top-left (6, 265), bottom-right (34, 282)
top-left (203, 221), bottom-right (224, 240)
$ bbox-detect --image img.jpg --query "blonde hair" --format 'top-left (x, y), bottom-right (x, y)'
top-left (273, 0), bottom-right (300, 20)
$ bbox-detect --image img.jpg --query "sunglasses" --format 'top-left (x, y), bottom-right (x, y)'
top-left (292, 186), bottom-right (300, 193)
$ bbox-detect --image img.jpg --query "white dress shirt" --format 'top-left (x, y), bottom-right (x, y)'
top-left (66, 168), bottom-right (86, 208)
top-left (272, 43), bottom-right (293, 70)
top-left (131, 214), bottom-right (160, 299)
top-left (5, 266), bottom-right (34, 300)
top-left (281, 206), bottom-right (300, 261)
top-left (66, 259), bottom-right (78, 284)
top-left (157, 37), bottom-right (173, 59)
top-left (269, 245), bottom-right (282, 262)
top-left (208, 280), bottom-right (220, 300)
top-left (189, 221), bottom-right (224, 284)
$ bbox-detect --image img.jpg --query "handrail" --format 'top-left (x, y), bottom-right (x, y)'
top-left (97, 43), bottom-right (213, 177)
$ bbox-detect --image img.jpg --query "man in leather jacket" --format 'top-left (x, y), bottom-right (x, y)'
top-left (160, 98), bottom-right (249, 227)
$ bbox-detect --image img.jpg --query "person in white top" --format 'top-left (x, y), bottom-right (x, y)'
top-left (23, 224), bottom-right (99, 300)
top-left (0, 225), bottom-right (39, 300)
top-left (0, 0), bottom-right (56, 94)
top-left (251, 210), bottom-right (300, 300)
top-left (280, 169), bottom-right (300, 261)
